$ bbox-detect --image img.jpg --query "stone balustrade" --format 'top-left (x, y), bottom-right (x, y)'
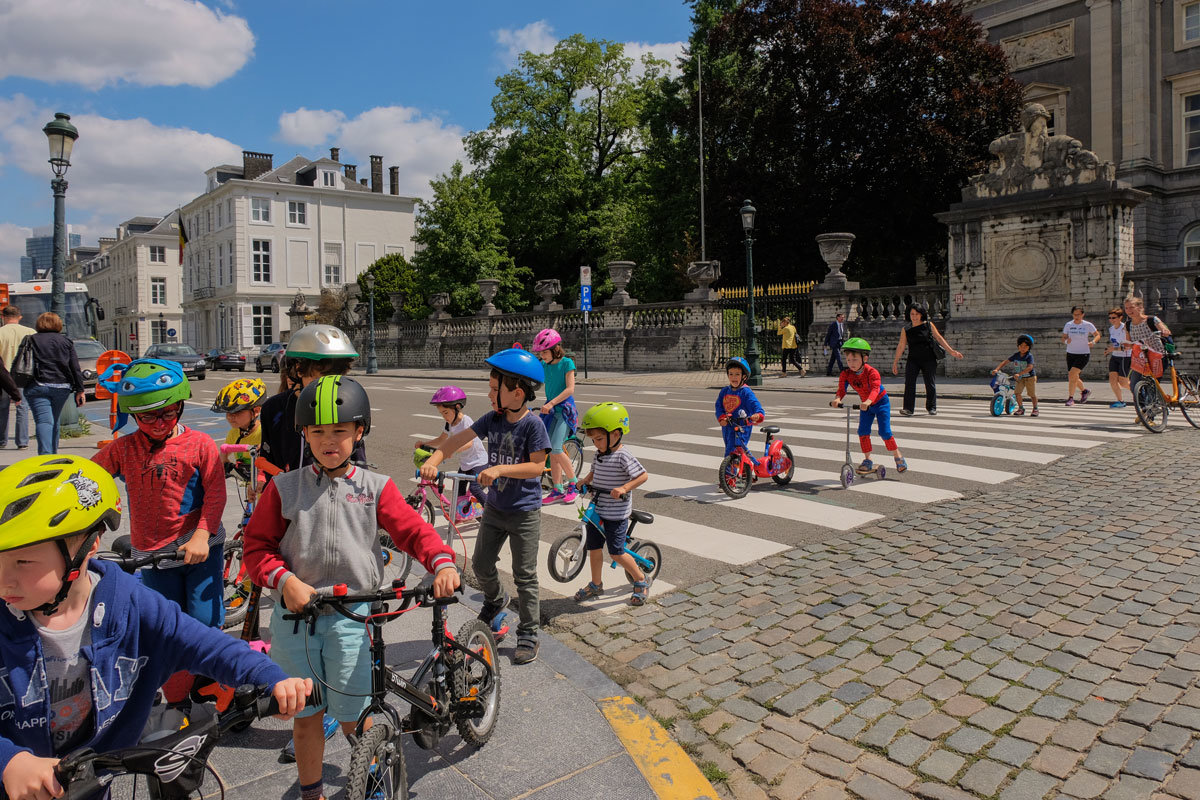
top-left (1126, 267), bottom-right (1200, 321)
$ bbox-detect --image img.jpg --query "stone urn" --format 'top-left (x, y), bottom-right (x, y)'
top-left (605, 261), bottom-right (638, 306)
top-left (534, 279), bottom-right (562, 311)
top-left (388, 291), bottom-right (405, 324)
top-left (816, 233), bottom-right (856, 284)
top-left (429, 292), bottom-right (451, 320)
top-left (476, 278), bottom-right (501, 316)
top-left (685, 260), bottom-right (721, 301)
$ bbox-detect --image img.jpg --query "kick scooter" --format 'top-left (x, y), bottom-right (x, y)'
top-left (837, 402), bottom-right (886, 488)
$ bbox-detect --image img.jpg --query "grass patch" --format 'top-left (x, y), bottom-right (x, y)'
top-left (653, 714), bottom-right (677, 731)
top-left (688, 707), bottom-right (714, 722)
top-left (698, 761), bottom-right (729, 783)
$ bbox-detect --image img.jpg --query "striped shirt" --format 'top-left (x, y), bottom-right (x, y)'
top-left (591, 447), bottom-right (646, 521)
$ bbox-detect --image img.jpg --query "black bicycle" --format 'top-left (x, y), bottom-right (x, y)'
top-left (282, 581), bottom-right (501, 800)
top-left (54, 683), bottom-right (316, 800)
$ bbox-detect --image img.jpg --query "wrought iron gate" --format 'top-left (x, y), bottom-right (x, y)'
top-left (716, 281), bottom-right (815, 370)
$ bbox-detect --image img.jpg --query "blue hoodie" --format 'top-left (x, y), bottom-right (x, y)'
top-left (0, 558), bottom-right (288, 774)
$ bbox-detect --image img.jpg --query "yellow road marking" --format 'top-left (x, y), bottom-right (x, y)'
top-left (599, 696), bottom-right (718, 800)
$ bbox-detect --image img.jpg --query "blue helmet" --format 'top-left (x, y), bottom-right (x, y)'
top-left (485, 348), bottom-right (545, 389)
top-left (1017, 333), bottom-right (1035, 347)
top-left (725, 357), bottom-right (750, 377)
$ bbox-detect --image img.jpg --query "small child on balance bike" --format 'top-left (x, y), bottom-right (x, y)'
top-left (716, 357), bottom-right (765, 462)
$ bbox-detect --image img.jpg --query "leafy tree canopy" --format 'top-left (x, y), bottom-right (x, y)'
top-left (358, 253), bottom-right (427, 321)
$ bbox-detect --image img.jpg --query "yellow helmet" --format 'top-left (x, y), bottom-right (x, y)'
top-left (0, 455), bottom-right (121, 553)
top-left (211, 377), bottom-right (268, 414)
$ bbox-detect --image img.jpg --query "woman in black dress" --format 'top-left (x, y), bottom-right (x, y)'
top-left (890, 305), bottom-right (962, 416)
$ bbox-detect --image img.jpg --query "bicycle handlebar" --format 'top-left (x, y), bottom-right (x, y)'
top-left (413, 469), bottom-right (477, 482)
top-left (96, 548), bottom-right (181, 574)
top-left (282, 582), bottom-right (463, 633)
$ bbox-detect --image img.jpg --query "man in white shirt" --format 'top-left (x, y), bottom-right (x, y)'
top-left (0, 305), bottom-right (35, 448)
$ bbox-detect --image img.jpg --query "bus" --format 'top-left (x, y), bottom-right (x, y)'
top-left (0, 281), bottom-right (103, 340)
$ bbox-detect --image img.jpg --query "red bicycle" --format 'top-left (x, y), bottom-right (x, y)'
top-left (717, 413), bottom-right (795, 499)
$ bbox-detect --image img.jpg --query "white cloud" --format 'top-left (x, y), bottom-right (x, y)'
top-left (624, 40), bottom-right (686, 76)
top-left (275, 105), bottom-right (466, 199)
top-left (0, 223), bottom-right (32, 282)
top-left (495, 20), bottom-right (558, 65)
top-left (0, 0), bottom-right (254, 89)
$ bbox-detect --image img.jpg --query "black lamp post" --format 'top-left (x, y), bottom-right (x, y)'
top-left (43, 113), bottom-right (79, 318)
top-left (158, 312), bottom-right (164, 344)
top-left (365, 272), bottom-right (379, 374)
top-left (740, 200), bottom-right (762, 386)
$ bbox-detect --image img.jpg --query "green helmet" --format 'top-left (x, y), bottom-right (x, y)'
top-left (295, 375), bottom-right (371, 435)
top-left (581, 401), bottom-right (631, 434)
top-left (115, 359), bottom-right (191, 414)
top-left (841, 337), bottom-right (872, 354)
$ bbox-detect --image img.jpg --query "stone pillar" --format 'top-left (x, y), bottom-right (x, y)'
top-left (476, 279), bottom-right (500, 316)
top-left (1120, 0), bottom-right (1152, 168)
top-left (1088, 0), bottom-right (1114, 163)
top-left (605, 261), bottom-right (638, 306)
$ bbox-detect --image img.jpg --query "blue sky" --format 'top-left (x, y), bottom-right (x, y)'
top-left (0, 0), bottom-right (693, 279)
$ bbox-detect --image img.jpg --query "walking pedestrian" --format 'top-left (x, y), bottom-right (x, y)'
top-left (23, 312), bottom-right (85, 455)
top-left (891, 305), bottom-right (962, 416)
top-left (0, 305), bottom-right (34, 449)
top-left (777, 316), bottom-right (805, 376)
top-left (824, 312), bottom-right (848, 376)
top-left (1104, 306), bottom-right (1131, 408)
top-left (1061, 306), bottom-right (1101, 406)
top-left (1117, 296), bottom-right (1172, 399)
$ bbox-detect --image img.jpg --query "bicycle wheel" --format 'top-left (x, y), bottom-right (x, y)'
top-left (718, 454), bottom-right (751, 499)
top-left (379, 532), bottom-right (412, 585)
top-left (1005, 396), bottom-right (1017, 415)
top-left (625, 541), bottom-right (663, 584)
top-left (222, 540), bottom-right (250, 630)
top-left (770, 444), bottom-right (794, 486)
top-left (406, 492), bottom-right (435, 527)
top-left (453, 619), bottom-right (501, 746)
top-left (344, 722), bottom-right (407, 800)
top-left (1134, 379), bottom-right (1169, 433)
top-left (989, 394), bottom-right (1003, 417)
top-left (564, 437), bottom-right (584, 478)
top-left (1179, 373), bottom-right (1200, 429)
top-left (547, 529), bottom-right (588, 582)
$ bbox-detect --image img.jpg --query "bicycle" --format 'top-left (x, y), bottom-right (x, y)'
top-left (281, 581), bottom-right (501, 800)
top-left (1130, 341), bottom-right (1200, 433)
top-left (53, 683), bottom-right (317, 800)
top-left (717, 412), bottom-right (795, 499)
top-left (546, 489), bottom-right (662, 586)
top-left (988, 372), bottom-right (1019, 416)
top-left (541, 428), bottom-right (584, 491)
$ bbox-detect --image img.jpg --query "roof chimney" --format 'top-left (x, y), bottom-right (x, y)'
top-left (389, 166), bottom-right (399, 196)
top-left (330, 147), bottom-right (340, 162)
top-left (360, 178), bottom-right (368, 187)
top-left (344, 164), bottom-right (357, 182)
top-left (370, 155), bottom-right (383, 193)
top-left (242, 150), bottom-right (273, 181)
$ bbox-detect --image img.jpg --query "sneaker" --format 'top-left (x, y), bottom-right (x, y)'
top-left (1031, 409), bottom-right (1039, 417)
top-left (856, 458), bottom-right (875, 474)
top-left (15, 445), bottom-right (26, 450)
top-left (899, 409), bottom-right (914, 417)
top-left (477, 591), bottom-right (509, 625)
top-left (1080, 389), bottom-right (1091, 404)
top-left (513, 636), bottom-right (539, 665)
top-left (1014, 407), bottom-right (1025, 416)
top-left (1110, 401), bottom-right (1126, 409)
top-left (927, 409), bottom-right (938, 416)
top-left (894, 456), bottom-right (908, 473)
top-left (561, 484), bottom-right (578, 503)
top-left (541, 489), bottom-right (565, 506)
top-left (1065, 398), bottom-right (1075, 407)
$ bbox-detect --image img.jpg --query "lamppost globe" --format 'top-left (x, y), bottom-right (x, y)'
top-left (740, 199), bottom-right (762, 386)
top-left (43, 113), bottom-right (79, 319)
top-left (740, 200), bottom-right (756, 233)
top-left (365, 272), bottom-right (379, 374)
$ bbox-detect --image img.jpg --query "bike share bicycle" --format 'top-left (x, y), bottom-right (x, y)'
top-left (717, 410), bottom-right (795, 499)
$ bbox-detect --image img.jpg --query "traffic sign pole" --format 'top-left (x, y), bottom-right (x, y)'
top-left (580, 267), bottom-right (592, 379)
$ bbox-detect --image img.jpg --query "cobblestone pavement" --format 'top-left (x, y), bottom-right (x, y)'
top-left (549, 428), bottom-right (1200, 799)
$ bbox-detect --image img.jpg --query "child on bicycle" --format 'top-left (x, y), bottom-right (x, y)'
top-left (92, 359), bottom-right (228, 628)
top-left (991, 334), bottom-right (1038, 416)
top-left (244, 375), bottom-right (459, 800)
top-left (0, 455), bottom-right (311, 800)
top-left (532, 328), bottom-right (580, 505)
top-left (417, 385), bottom-right (488, 522)
top-left (419, 348), bottom-right (550, 665)
top-left (572, 402), bottom-right (651, 606)
top-left (212, 376), bottom-right (268, 481)
top-left (717, 357), bottom-right (765, 462)
top-left (830, 338), bottom-right (908, 473)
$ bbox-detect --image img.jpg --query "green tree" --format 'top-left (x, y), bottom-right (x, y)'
top-left (412, 161), bottom-right (531, 316)
top-left (357, 253), bottom-right (427, 321)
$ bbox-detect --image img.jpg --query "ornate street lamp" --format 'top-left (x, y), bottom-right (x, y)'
top-left (740, 200), bottom-right (762, 386)
top-left (158, 311), bottom-right (164, 344)
top-left (365, 272), bottom-right (379, 374)
top-left (43, 113), bottom-right (79, 318)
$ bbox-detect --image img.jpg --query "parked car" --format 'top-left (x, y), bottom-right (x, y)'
top-left (255, 342), bottom-right (287, 373)
top-left (205, 347), bottom-right (247, 372)
top-left (72, 339), bottom-right (106, 394)
top-left (142, 343), bottom-right (207, 380)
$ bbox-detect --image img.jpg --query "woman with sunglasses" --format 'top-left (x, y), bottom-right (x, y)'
top-left (1103, 307), bottom-right (1132, 408)
top-left (92, 359), bottom-right (228, 628)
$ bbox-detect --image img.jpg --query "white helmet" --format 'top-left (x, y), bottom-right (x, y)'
top-left (285, 324), bottom-right (359, 361)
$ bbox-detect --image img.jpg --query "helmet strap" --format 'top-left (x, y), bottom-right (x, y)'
top-left (597, 429), bottom-right (622, 456)
top-left (35, 528), bottom-right (100, 616)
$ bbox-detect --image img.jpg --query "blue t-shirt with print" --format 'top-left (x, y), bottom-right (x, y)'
top-left (1007, 351), bottom-right (1036, 378)
top-left (470, 410), bottom-right (552, 512)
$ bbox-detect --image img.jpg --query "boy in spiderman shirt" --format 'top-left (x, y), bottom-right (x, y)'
top-left (716, 357), bottom-right (765, 461)
top-left (830, 338), bottom-right (909, 474)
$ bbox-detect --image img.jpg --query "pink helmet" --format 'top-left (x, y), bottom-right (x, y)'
top-left (532, 328), bottom-right (562, 353)
top-left (430, 385), bottom-right (467, 406)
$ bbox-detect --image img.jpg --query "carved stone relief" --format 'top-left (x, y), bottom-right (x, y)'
top-left (985, 227), bottom-right (1070, 301)
top-left (1002, 21), bottom-right (1074, 70)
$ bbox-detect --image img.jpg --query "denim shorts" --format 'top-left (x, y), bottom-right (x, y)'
top-left (584, 517), bottom-right (629, 556)
top-left (269, 600), bottom-right (371, 721)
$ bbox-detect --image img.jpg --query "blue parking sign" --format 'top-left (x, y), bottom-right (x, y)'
top-left (581, 284), bottom-right (592, 311)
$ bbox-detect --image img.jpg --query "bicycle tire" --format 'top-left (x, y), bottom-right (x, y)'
top-left (547, 530), bottom-right (588, 582)
top-left (565, 437), bottom-right (584, 478)
top-left (989, 394), bottom-right (1003, 417)
top-left (453, 619), bottom-right (501, 746)
top-left (344, 722), bottom-right (407, 800)
top-left (718, 454), bottom-right (752, 499)
top-left (625, 541), bottom-right (663, 584)
top-left (378, 532), bottom-right (413, 585)
top-left (222, 541), bottom-right (249, 630)
top-left (1178, 373), bottom-right (1200, 429)
top-left (1134, 379), bottom-right (1169, 433)
top-left (771, 444), bottom-right (794, 486)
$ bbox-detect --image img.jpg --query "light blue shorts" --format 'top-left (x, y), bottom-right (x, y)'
top-left (269, 601), bottom-right (371, 721)
top-left (547, 413), bottom-right (572, 454)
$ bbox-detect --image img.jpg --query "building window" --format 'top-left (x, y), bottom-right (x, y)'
top-left (323, 242), bottom-right (343, 285)
top-left (1186, 92), bottom-right (1200, 165)
top-left (149, 245), bottom-right (166, 263)
top-left (217, 245), bottom-right (225, 286)
top-left (228, 241), bottom-right (234, 284)
top-left (1185, 226), bottom-right (1200, 266)
top-left (151, 277), bottom-right (166, 305)
top-left (252, 240), bottom-right (271, 282)
top-left (151, 319), bottom-right (167, 344)
top-left (251, 305), bottom-right (273, 345)
top-left (251, 197), bottom-right (270, 222)
top-left (1188, 3), bottom-right (1200, 42)
top-left (217, 204), bottom-right (223, 229)
top-left (206, 209), bottom-right (213, 233)
top-left (323, 171), bottom-right (337, 187)
top-left (288, 201), bottom-right (307, 225)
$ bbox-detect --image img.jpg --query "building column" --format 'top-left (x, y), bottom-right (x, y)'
top-left (1121, 0), bottom-right (1154, 167)
top-left (1089, 0), bottom-right (1115, 162)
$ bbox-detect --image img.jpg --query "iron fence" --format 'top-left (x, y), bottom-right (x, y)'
top-left (716, 281), bottom-right (815, 371)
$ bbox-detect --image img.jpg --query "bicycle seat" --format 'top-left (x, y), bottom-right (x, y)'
top-left (761, 425), bottom-right (780, 434)
top-left (630, 509), bottom-right (655, 525)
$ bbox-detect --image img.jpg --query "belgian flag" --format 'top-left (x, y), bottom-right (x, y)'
top-left (178, 212), bottom-right (188, 265)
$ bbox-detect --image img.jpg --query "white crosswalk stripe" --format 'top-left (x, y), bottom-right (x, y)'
top-left (775, 415), bottom-right (1110, 448)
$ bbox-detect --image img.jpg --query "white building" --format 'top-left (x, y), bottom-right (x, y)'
top-left (81, 215), bottom-right (183, 354)
top-left (179, 149), bottom-right (416, 353)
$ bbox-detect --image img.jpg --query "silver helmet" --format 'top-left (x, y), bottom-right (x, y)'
top-left (285, 324), bottom-right (359, 360)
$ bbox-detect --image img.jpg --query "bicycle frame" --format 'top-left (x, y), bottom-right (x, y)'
top-left (725, 422), bottom-right (785, 479)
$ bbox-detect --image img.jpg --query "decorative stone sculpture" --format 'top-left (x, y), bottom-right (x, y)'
top-left (816, 233), bottom-right (857, 290)
top-left (476, 279), bottom-right (501, 316)
top-left (429, 292), bottom-right (451, 320)
top-left (605, 261), bottom-right (638, 306)
top-left (685, 260), bottom-right (721, 301)
top-left (388, 291), bottom-right (405, 324)
top-left (288, 292), bottom-right (309, 314)
top-left (534, 279), bottom-right (562, 311)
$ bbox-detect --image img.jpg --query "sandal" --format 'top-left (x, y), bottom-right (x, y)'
top-left (1014, 407), bottom-right (1025, 416)
top-left (574, 582), bottom-right (603, 602)
top-left (630, 580), bottom-right (650, 606)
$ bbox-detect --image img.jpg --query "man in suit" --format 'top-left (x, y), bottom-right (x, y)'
top-left (824, 312), bottom-right (848, 376)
